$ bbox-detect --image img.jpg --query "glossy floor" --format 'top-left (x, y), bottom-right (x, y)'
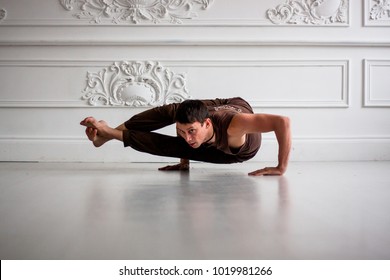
top-left (0, 162), bottom-right (389, 260)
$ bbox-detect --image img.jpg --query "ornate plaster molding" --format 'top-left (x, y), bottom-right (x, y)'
top-left (266, 0), bottom-right (349, 25)
top-left (60, 0), bottom-right (213, 24)
top-left (0, 8), bottom-right (7, 23)
top-left (82, 61), bottom-right (190, 107)
top-left (369, 0), bottom-right (390, 21)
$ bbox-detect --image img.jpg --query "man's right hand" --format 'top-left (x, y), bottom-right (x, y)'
top-left (158, 159), bottom-right (190, 171)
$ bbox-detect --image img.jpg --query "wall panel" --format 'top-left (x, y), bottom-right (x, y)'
top-left (0, 0), bottom-right (389, 162)
top-left (364, 60), bottom-right (390, 107)
top-left (0, 59), bottom-right (349, 108)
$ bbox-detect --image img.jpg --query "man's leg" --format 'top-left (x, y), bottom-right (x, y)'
top-left (124, 103), bottom-right (178, 132)
top-left (124, 129), bottom-right (241, 164)
top-left (80, 100), bottom-right (246, 165)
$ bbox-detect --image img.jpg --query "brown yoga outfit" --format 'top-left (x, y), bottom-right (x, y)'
top-left (123, 97), bottom-right (261, 164)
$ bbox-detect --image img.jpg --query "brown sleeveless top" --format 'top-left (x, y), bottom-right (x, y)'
top-left (205, 98), bottom-right (261, 162)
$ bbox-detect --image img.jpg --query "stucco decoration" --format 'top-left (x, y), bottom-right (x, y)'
top-left (267, 0), bottom-right (349, 25)
top-left (0, 8), bottom-right (7, 23)
top-left (370, 0), bottom-right (390, 20)
top-left (60, 0), bottom-right (213, 24)
top-left (82, 61), bottom-right (190, 107)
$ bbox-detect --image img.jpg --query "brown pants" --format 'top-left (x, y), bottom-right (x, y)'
top-left (122, 98), bottom-right (259, 164)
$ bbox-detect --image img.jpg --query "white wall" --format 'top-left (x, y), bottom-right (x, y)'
top-left (0, 0), bottom-right (389, 162)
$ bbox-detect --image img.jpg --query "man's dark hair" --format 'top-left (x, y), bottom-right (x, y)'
top-left (175, 99), bottom-right (209, 124)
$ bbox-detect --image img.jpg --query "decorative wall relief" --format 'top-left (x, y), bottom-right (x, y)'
top-left (82, 61), bottom-right (190, 107)
top-left (266, 0), bottom-right (349, 25)
top-left (60, 0), bottom-right (213, 24)
top-left (0, 8), bottom-right (7, 23)
top-left (369, 0), bottom-right (390, 21)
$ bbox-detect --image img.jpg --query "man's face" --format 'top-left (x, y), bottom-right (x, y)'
top-left (176, 121), bottom-right (209, 149)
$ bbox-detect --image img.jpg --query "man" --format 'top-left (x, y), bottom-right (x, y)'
top-left (80, 97), bottom-right (291, 176)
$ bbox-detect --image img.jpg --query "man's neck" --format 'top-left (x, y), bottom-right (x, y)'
top-left (205, 123), bottom-right (215, 143)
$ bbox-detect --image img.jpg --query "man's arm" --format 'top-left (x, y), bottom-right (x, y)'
top-left (228, 113), bottom-right (291, 176)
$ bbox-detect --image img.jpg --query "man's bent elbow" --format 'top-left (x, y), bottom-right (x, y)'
top-left (276, 116), bottom-right (291, 131)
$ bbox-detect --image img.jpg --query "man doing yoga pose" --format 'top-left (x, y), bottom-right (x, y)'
top-left (80, 97), bottom-right (291, 176)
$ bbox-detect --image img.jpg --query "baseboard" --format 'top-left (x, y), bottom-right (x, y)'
top-left (1, 136), bottom-right (389, 162)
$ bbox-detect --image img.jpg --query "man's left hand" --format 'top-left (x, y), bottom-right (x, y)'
top-left (248, 166), bottom-right (285, 176)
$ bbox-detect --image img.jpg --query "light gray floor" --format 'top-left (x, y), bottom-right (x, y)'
top-left (0, 161), bottom-right (389, 260)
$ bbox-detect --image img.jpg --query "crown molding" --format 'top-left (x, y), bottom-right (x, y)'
top-left (0, 18), bottom-right (350, 27)
top-left (1, 40), bottom-right (390, 47)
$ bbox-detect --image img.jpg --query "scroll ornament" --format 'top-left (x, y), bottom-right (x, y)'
top-left (267, 0), bottom-right (349, 25)
top-left (82, 61), bottom-right (190, 107)
top-left (370, 0), bottom-right (390, 20)
top-left (0, 8), bottom-right (6, 23)
top-left (60, 0), bottom-right (213, 24)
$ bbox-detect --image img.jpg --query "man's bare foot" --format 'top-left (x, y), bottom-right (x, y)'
top-left (85, 127), bottom-right (109, 147)
top-left (81, 117), bottom-right (110, 147)
top-left (80, 117), bottom-right (101, 129)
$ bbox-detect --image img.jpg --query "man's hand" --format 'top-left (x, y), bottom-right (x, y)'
top-left (158, 159), bottom-right (190, 171)
top-left (248, 166), bottom-right (285, 176)
top-left (158, 163), bottom-right (190, 171)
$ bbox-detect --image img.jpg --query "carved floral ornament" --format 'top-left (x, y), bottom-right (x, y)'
top-left (60, 0), bottom-right (213, 24)
top-left (82, 61), bottom-right (190, 107)
top-left (370, 0), bottom-right (390, 20)
top-left (0, 8), bottom-right (6, 23)
top-left (266, 0), bottom-right (349, 25)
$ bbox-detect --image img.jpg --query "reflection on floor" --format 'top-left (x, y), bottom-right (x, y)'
top-left (0, 161), bottom-right (389, 260)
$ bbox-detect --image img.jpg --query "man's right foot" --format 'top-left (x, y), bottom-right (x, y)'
top-left (81, 117), bottom-right (110, 147)
top-left (85, 127), bottom-right (108, 147)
